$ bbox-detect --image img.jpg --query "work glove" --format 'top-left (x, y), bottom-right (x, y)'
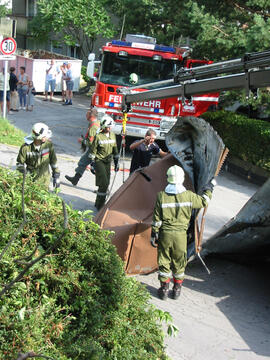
top-left (203, 177), bottom-right (217, 192)
top-left (52, 172), bottom-right (60, 188)
top-left (90, 161), bottom-right (96, 175)
top-left (17, 163), bottom-right (27, 174)
top-left (114, 157), bottom-right (119, 172)
top-left (150, 229), bottom-right (159, 248)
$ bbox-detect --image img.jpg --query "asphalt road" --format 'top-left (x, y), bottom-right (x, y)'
top-left (4, 93), bottom-right (270, 360)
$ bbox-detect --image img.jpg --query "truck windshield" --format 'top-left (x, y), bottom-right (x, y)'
top-left (100, 52), bottom-right (177, 87)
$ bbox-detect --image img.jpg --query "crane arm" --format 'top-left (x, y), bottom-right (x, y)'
top-left (119, 50), bottom-right (270, 112)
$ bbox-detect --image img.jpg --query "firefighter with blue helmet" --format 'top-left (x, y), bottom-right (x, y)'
top-left (16, 122), bottom-right (60, 189)
top-left (90, 114), bottom-right (119, 210)
top-left (151, 165), bottom-right (215, 300)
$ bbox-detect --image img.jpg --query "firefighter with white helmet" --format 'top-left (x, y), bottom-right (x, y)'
top-left (151, 165), bottom-right (215, 300)
top-left (90, 114), bottom-right (119, 210)
top-left (129, 73), bottom-right (138, 85)
top-left (16, 122), bottom-right (60, 189)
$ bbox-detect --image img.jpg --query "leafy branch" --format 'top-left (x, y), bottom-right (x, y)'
top-left (16, 352), bottom-right (55, 360)
top-left (0, 200), bottom-right (68, 297)
top-left (0, 166), bottom-right (28, 262)
top-left (226, 0), bottom-right (270, 18)
top-left (153, 308), bottom-right (179, 337)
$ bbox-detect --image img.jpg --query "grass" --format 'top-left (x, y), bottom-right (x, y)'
top-left (0, 117), bottom-right (25, 146)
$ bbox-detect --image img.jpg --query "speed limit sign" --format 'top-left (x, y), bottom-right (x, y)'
top-left (0, 37), bottom-right (17, 55)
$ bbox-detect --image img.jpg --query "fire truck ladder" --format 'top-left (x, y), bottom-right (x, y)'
top-left (119, 50), bottom-right (270, 112)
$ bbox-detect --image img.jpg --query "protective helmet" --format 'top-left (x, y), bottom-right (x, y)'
top-left (100, 114), bottom-right (114, 129)
top-left (32, 123), bottom-right (52, 140)
top-left (166, 165), bottom-right (185, 184)
top-left (24, 123), bottom-right (52, 144)
top-left (129, 73), bottom-right (138, 85)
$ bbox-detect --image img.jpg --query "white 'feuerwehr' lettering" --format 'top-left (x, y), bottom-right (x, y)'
top-left (108, 94), bottom-right (162, 108)
top-left (108, 94), bottom-right (122, 103)
top-left (137, 100), bottom-right (161, 108)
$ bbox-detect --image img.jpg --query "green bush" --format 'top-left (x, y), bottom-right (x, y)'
top-left (81, 65), bottom-right (91, 84)
top-left (203, 110), bottom-right (270, 171)
top-left (0, 167), bottom-right (169, 360)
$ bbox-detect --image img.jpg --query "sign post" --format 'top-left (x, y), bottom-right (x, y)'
top-left (0, 37), bottom-right (17, 118)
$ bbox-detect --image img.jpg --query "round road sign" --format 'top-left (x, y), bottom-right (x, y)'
top-left (0, 37), bottom-right (17, 55)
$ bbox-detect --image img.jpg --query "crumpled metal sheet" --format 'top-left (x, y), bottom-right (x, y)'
top-left (166, 116), bottom-right (225, 193)
top-left (95, 116), bottom-right (226, 274)
top-left (201, 177), bottom-right (270, 259)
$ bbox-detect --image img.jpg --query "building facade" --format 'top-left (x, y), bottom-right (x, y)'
top-left (11, 0), bottom-right (80, 58)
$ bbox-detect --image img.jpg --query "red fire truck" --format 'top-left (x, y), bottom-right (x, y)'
top-left (87, 34), bottom-right (219, 139)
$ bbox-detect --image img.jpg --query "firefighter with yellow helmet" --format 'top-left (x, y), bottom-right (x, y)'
top-left (90, 114), bottom-right (119, 210)
top-left (151, 165), bottom-right (215, 300)
top-left (16, 122), bottom-right (60, 189)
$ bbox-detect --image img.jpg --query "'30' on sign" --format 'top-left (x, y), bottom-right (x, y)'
top-left (0, 37), bottom-right (17, 55)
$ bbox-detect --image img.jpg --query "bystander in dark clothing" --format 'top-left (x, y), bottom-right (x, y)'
top-left (9, 67), bottom-right (18, 111)
top-left (129, 129), bottom-right (167, 174)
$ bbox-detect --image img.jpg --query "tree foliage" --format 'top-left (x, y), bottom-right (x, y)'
top-left (112, 0), bottom-right (270, 113)
top-left (183, 0), bottom-right (270, 60)
top-left (0, 168), bottom-right (169, 359)
top-left (0, 2), bottom-right (8, 17)
top-left (111, 0), bottom-right (190, 46)
top-left (29, 0), bottom-right (116, 58)
top-left (113, 0), bottom-right (270, 60)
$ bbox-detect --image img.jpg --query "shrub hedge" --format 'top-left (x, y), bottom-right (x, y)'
top-left (202, 110), bottom-right (270, 171)
top-left (0, 167), bottom-right (169, 360)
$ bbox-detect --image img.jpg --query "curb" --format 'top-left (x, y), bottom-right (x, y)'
top-left (224, 155), bottom-right (270, 185)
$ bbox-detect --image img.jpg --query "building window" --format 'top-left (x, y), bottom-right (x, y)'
top-left (27, 0), bottom-right (37, 17)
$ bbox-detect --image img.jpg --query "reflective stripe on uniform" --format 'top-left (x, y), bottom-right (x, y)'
top-left (26, 151), bottom-right (38, 157)
top-left (96, 191), bottom-right (107, 196)
top-left (202, 194), bottom-right (210, 203)
top-left (98, 139), bottom-right (116, 145)
top-left (173, 272), bottom-right (185, 279)
top-left (41, 148), bottom-right (49, 155)
top-left (152, 220), bottom-right (162, 227)
top-left (161, 202), bottom-right (192, 209)
top-left (159, 270), bottom-right (172, 278)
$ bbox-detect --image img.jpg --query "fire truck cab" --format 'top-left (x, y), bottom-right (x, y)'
top-left (87, 34), bottom-right (219, 139)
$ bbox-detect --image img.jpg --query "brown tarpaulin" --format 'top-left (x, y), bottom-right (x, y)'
top-left (94, 154), bottom-right (193, 275)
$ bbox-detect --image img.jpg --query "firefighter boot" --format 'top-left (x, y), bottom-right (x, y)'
top-left (158, 281), bottom-right (170, 300)
top-left (172, 280), bottom-right (183, 300)
top-left (65, 173), bottom-right (81, 186)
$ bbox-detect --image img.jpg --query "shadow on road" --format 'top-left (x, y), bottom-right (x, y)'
top-left (183, 256), bottom-right (270, 358)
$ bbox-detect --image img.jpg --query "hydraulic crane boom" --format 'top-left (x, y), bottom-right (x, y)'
top-left (119, 50), bottom-right (270, 112)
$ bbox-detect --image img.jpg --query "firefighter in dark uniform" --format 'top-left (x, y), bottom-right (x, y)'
top-left (151, 165), bottom-right (215, 300)
top-left (65, 108), bottom-right (100, 186)
top-left (16, 122), bottom-right (60, 189)
top-left (90, 115), bottom-right (119, 210)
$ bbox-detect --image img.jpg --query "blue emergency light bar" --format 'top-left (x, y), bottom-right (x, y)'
top-left (111, 40), bottom-right (175, 53)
